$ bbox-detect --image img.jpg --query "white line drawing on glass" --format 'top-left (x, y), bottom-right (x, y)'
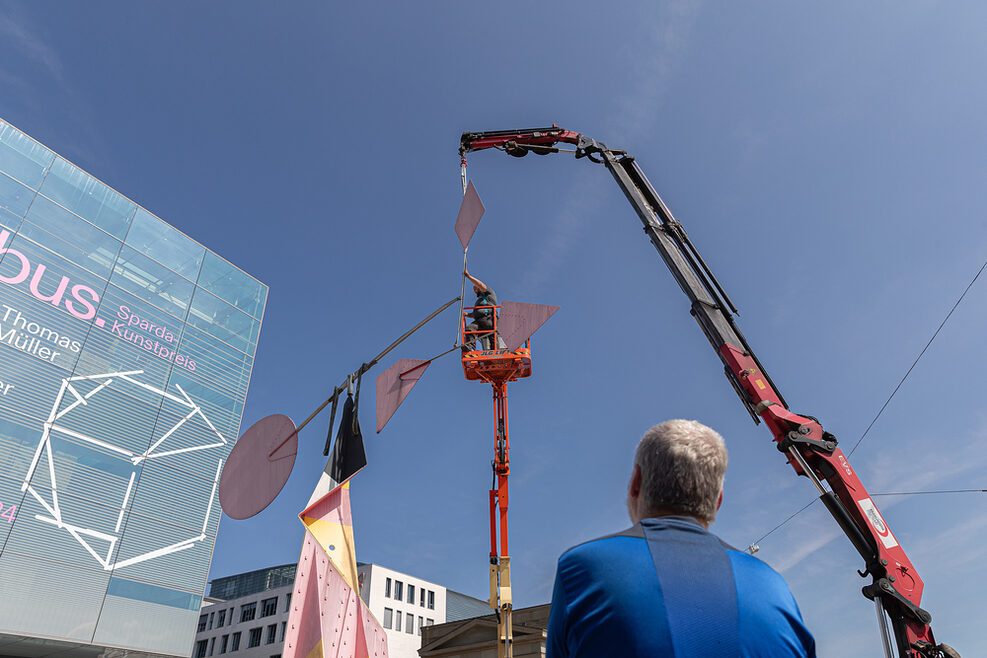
top-left (19, 370), bottom-right (226, 570)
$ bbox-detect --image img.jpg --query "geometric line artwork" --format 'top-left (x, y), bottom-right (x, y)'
top-left (19, 369), bottom-right (227, 571)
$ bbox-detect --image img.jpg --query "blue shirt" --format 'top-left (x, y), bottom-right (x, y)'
top-left (547, 517), bottom-right (816, 658)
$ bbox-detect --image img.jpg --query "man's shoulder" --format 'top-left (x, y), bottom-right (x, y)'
top-left (559, 525), bottom-right (645, 563)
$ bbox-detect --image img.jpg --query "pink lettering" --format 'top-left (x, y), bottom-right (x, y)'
top-left (29, 264), bottom-right (70, 307)
top-left (65, 285), bottom-right (99, 320)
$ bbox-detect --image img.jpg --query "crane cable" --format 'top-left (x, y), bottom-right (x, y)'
top-left (748, 259), bottom-right (987, 551)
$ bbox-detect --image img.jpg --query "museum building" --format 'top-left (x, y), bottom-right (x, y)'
top-left (0, 118), bottom-right (267, 658)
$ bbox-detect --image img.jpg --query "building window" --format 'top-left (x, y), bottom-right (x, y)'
top-left (281, 621), bottom-right (287, 641)
top-left (229, 608), bottom-right (235, 624)
top-left (426, 618), bottom-right (434, 626)
top-left (209, 612), bottom-right (215, 630)
top-left (428, 590), bottom-right (435, 610)
top-left (248, 627), bottom-right (262, 648)
top-left (240, 602), bottom-right (257, 623)
top-left (383, 608), bottom-right (393, 629)
top-left (408, 584), bottom-right (415, 604)
top-left (266, 624), bottom-right (277, 644)
top-left (195, 640), bottom-right (208, 658)
top-left (261, 597), bottom-right (278, 618)
top-left (394, 609), bottom-right (402, 632)
top-left (284, 592), bottom-right (292, 613)
top-left (385, 578), bottom-right (392, 598)
top-left (218, 609), bottom-right (227, 628)
top-left (209, 637), bottom-right (216, 656)
top-left (418, 616), bottom-right (423, 636)
top-left (231, 632), bottom-right (241, 652)
top-left (198, 614), bottom-right (208, 632)
top-left (220, 635), bottom-right (229, 654)
top-left (405, 613), bottom-right (414, 634)
top-left (394, 581), bottom-right (403, 601)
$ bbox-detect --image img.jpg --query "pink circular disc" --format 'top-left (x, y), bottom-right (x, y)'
top-left (219, 414), bottom-right (298, 520)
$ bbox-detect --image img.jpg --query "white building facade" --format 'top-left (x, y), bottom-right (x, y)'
top-left (193, 585), bottom-right (292, 658)
top-left (357, 563), bottom-right (446, 658)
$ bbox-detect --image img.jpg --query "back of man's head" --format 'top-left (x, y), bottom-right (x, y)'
top-left (634, 419), bottom-right (728, 525)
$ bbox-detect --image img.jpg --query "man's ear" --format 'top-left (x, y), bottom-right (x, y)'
top-left (629, 463), bottom-right (642, 498)
top-left (716, 489), bottom-right (723, 512)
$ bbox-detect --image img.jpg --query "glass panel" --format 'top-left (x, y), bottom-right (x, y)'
top-left (40, 158), bottom-right (135, 239)
top-left (94, 589), bottom-right (199, 656)
top-left (0, 172), bottom-right (34, 231)
top-left (112, 507), bottom-right (217, 593)
top-left (86, 283), bottom-right (190, 391)
top-left (0, 550), bottom-right (108, 641)
top-left (0, 207), bottom-right (22, 233)
top-left (110, 246), bottom-right (195, 320)
top-left (0, 122), bottom-right (54, 189)
top-left (172, 325), bottom-right (253, 408)
top-left (188, 287), bottom-right (260, 354)
top-left (167, 368), bottom-right (245, 445)
top-left (198, 251), bottom-right (266, 319)
top-left (20, 194), bottom-right (122, 280)
top-left (127, 209), bottom-right (205, 281)
top-left (106, 577), bottom-right (202, 610)
top-left (0, 309), bottom-right (81, 420)
top-left (0, 228), bottom-right (109, 319)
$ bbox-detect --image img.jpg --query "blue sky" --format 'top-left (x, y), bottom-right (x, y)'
top-left (2, 2), bottom-right (985, 654)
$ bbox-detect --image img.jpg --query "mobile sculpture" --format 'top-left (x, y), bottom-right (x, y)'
top-left (217, 174), bottom-right (558, 658)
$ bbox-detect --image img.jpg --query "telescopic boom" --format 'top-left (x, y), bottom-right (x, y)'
top-left (460, 126), bottom-right (957, 658)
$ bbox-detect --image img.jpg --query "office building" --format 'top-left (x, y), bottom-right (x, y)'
top-left (193, 565), bottom-right (295, 658)
top-left (194, 564), bottom-right (489, 658)
top-left (0, 118), bottom-right (267, 658)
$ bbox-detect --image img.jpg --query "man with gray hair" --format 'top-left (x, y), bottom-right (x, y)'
top-left (546, 419), bottom-right (816, 657)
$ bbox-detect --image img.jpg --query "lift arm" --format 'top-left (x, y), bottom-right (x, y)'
top-left (460, 127), bottom-right (955, 658)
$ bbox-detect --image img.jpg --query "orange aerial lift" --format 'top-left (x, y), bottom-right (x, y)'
top-left (461, 307), bottom-right (532, 658)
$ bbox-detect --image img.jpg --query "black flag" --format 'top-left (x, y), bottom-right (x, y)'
top-left (325, 394), bottom-right (367, 489)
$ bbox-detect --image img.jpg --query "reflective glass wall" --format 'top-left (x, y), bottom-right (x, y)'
top-left (0, 119), bottom-right (267, 656)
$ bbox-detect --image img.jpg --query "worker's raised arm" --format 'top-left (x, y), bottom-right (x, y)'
top-left (464, 268), bottom-right (488, 292)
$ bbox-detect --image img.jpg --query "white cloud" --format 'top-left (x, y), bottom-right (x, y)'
top-left (0, 7), bottom-right (65, 85)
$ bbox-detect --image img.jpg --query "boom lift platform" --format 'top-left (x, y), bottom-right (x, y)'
top-left (461, 306), bottom-right (532, 658)
top-left (459, 126), bottom-right (959, 658)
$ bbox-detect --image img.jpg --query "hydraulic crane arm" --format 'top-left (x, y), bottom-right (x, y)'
top-left (460, 127), bottom-right (957, 658)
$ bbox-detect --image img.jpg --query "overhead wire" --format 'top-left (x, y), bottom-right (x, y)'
top-left (748, 488), bottom-right (986, 551)
top-left (747, 259), bottom-right (987, 549)
top-left (848, 259), bottom-right (987, 457)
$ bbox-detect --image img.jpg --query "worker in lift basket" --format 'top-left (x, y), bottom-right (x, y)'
top-left (462, 268), bottom-right (498, 351)
top-left (546, 419), bottom-right (816, 657)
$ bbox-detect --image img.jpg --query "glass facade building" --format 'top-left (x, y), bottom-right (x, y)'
top-left (209, 564), bottom-right (297, 601)
top-left (0, 119), bottom-right (267, 657)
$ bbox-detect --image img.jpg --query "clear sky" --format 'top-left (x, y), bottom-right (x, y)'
top-left (2, 2), bottom-right (985, 654)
